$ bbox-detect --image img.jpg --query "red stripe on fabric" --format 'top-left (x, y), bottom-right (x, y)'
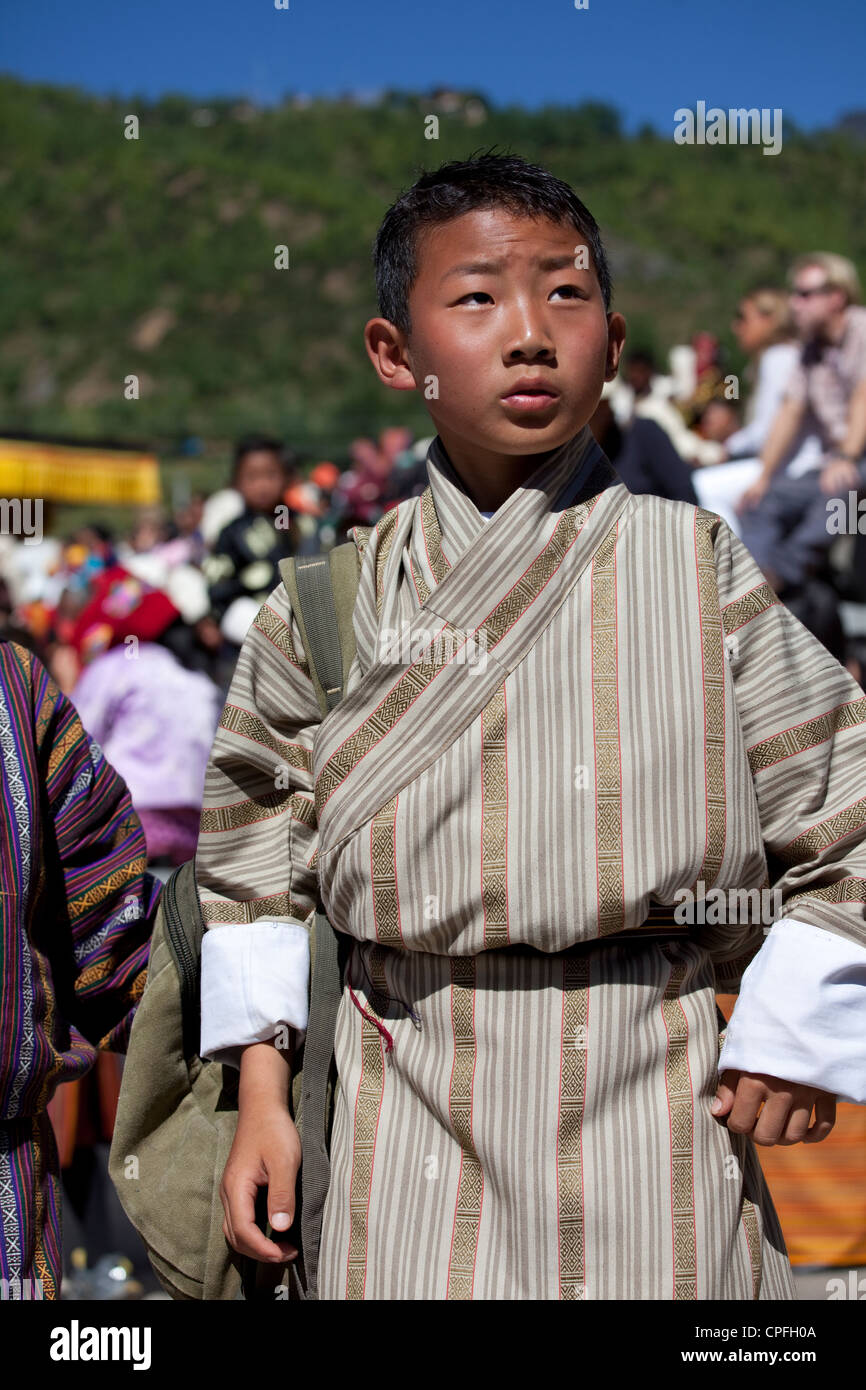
top-left (741, 1210), bottom-right (756, 1296)
top-left (445, 1153), bottom-right (465, 1295)
top-left (556, 965), bottom-right (565, 1298)
top-left (694, 512), bottom-right (711, 883)
top-left (659, 955), bottom-right (697, 1299)
top-left (369, 816), bottom-right (377, 943)
top-left (343, 982), bottom-right (388, 1299)
top-left (468, 988), bottom-right (483, 1297)
top-left (418, 493), bottom-right (435, 587)
top-left (220, 704), bottom-right (311, 757)
top-left (613, 525), bottom-right (625, 918)
top-left (318, 617), bottom-right (456, 813)
top-left (779, 794), bottom-right (866, 855)
top-left (480, 704), bottom-right (487, 948)
top-left (719, 535), bottom-right (729, 878)
top-left (722, 581), bottom-right (775, 634)
top-left (503, 683), bottom-right (511, 945)
top-left (392, 798), bottom-right (404, 945)
top-left (445, 974), bottom-right (460, 1298)
top-left (444, 973), bottom-right (483, 1299)
top-left (253, 606), bottom-right (310, 673)
top-left (746, 699), bottom-right (866, 764)
top-left (591, 546), bottom-right (600, 928)
top-left (660, 971), bottom-right (677, 1298)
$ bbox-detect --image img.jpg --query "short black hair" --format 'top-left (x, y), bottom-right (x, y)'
top-left (692, 397), bottom-right (738, 427)
top-left (626, 350), bottom-right (658, 371)
top-left (372, 149), bottom-right (613, 340)
top-left (231, 433), bottom-right (292, 484)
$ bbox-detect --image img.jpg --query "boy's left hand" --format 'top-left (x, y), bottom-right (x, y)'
top-left (712, 1070), bottom-right (836, 1145)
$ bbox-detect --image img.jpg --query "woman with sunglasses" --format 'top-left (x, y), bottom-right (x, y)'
top-left (691, 288), bottom-right (822, 532)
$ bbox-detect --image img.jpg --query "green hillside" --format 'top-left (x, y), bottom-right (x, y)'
top-left (1, 75), bottom-right (864, 468)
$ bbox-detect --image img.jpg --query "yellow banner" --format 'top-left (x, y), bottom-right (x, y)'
top-left (0, 439), bottom-right (162, 505)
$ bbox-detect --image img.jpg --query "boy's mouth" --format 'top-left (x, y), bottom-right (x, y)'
top-left (500, 381), bottom-right (560, 413)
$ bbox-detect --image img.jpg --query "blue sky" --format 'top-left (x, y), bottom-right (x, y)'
top-left (2, 0), bottom-right (862, 133)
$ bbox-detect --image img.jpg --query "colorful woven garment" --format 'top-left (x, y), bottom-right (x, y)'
top-left (0, 641), bottom-right (161, 1298)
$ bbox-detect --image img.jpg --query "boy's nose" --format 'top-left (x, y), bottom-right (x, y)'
top-left (506, 328), bottom-right (555, 360)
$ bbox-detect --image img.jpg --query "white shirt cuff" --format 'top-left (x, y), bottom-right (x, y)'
top-left (220, 595), bottom-right (261, 647)
top-left (718, 917), bottom-right (866, 1104)
top-left (199, 919), bottom-right (311, 1070)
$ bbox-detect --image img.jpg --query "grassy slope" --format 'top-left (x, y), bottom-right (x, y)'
top-left (1, 77), bottom-right (863, 501)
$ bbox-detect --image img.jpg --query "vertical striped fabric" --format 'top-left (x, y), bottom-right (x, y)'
top-left (0, 641), bottom-right (161, 1297)
top-left (197, 424), bottom-right (866, 1298)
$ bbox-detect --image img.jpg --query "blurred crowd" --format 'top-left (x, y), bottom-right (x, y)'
top-left (594, 250), bottom-right (866, 677)
top-left (0, 425), bottom-right (434, 871)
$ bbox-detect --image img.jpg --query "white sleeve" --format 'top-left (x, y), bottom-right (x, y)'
top-left (195, 577), bottom-right (322, 1071)
top-left (199, 919), bottom-right (310, 1070)
top-left (717, 917), bottom-right (866, 1104)
top-left (725, 345), bottom-right (800, 459)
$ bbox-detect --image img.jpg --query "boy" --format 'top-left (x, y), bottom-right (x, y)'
top-left (200, 434), bottom-right (300, 652)
top-left (196, 154), bottom-right (866, 1300)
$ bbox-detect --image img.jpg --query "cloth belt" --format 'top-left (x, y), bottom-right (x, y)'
top-left (488, 903), bottom-right (692, 955)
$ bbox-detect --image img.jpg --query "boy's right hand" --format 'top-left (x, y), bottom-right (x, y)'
top-left (220, 1098), bottom-right (301, 1263)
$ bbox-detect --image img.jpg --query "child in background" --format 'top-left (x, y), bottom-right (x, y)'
top-left (200, 435), bottom-right (300, 654)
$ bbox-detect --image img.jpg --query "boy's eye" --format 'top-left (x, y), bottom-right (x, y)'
top-left (457, 285), bottom-right (585, 305)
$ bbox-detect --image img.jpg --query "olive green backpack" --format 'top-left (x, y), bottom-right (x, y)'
top-left (108, 542), bottom-right (362, 1301)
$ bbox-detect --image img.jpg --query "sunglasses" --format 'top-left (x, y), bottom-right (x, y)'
top-left (791, 284), bottom-right (834, 299)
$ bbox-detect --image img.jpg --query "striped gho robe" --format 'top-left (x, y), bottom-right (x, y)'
top-left (0, 641), bottom-right (161, 1299)
top-left (197, 424), bottom-right (866, 1300)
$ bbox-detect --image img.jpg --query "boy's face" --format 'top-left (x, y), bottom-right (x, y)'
top-left (624, 358), bottom-right (654, 396)
top-left (235, 450), bottom-right (286, 513)
top-left (697, 400), bottom-right (738, 443)
top-left (365, 208), bottom-right (625, 471)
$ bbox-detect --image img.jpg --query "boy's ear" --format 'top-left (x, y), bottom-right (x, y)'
top-left (364, 318), bottom-right (418, 393)
top-left (605, 312), bottom-right (627, 380)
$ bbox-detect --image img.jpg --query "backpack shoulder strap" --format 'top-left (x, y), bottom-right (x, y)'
top-left (276, 539), bottom-right (363, 1299)
top-left (278, 541), bottom-right (360, 720)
